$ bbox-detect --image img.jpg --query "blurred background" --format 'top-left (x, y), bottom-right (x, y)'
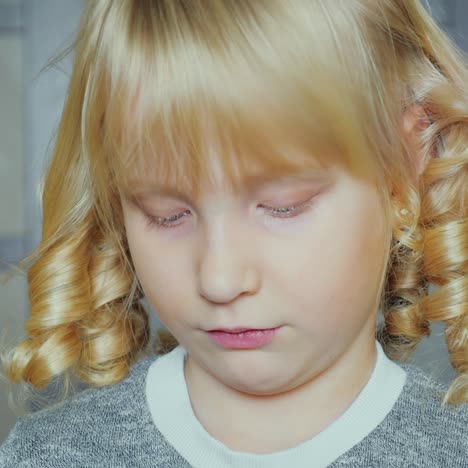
top-left (0, 0), bottom-right (466, 443)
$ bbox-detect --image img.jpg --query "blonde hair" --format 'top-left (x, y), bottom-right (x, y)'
top-left (1, 0), bottom-right (467, 411)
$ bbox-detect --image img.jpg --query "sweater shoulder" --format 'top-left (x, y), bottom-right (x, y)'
top-left (398, 362), bottom-right (468, 424)
top-left (0, 354), bottom-right (157, 467)
top-left (332, 363), bottom-right (467, 467)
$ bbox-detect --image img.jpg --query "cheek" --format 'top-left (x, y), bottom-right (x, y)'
top-left (315, 211), bottom-right (386, 325)
top-left (124, 222), bottom-right (193, 321)
top-left (267, 195), bottom-right (386, 328)
top-left (136, 254), bottom-right (194, 328)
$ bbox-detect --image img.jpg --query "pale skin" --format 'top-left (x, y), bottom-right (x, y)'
top-left (120, 105), bottom-right (429, 454)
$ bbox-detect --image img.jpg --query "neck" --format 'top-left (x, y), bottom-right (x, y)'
top-left (184, 335), bottom-right (377, 454)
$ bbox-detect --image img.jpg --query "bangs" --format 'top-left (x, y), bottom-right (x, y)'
top-left (83, 0), bottom-right (380, 202)
top-left (109, 83), bottom-right (354, 200)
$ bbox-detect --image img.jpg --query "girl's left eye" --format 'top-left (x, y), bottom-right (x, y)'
top-left (144, 197), bottom-right (315, 229)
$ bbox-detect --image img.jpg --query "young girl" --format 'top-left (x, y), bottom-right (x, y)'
top-left (1, 0), bottom-right (467, 466)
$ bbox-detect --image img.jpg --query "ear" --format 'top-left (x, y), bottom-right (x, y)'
top-left (401, 103), bottom-right (432, 178)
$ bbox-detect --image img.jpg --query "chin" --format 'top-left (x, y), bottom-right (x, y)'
top-left (218, 367), bottom-right (297, 396)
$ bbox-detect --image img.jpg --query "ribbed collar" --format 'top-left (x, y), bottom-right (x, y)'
top-left (145, 340), bottom-right (406, 468)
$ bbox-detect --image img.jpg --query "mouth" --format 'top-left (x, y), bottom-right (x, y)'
top-left (206, 326), bottom-right (282, 349)
top-left (208, 327), bottom-right (277, 333)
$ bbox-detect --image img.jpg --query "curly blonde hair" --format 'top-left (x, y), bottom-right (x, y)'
top-left (1, 0), bottom-right (467, 411)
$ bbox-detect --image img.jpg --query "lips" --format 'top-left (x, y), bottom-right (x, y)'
top-left (206, 327), bottom-right (282, 349)
top-left (209, 327), bottom-right (269, 333)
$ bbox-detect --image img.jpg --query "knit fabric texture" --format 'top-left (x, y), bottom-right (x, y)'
top-left (1, 353), bottom-right (467, 467)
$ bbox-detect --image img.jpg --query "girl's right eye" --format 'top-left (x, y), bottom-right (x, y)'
top-left (144, 210), bottom-right (191, 229)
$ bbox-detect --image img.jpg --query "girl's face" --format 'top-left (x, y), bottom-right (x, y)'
top-left (121, 157), bottom-right (389, 395)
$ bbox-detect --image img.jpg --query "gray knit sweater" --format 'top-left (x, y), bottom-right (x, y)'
top-left (1, 352), bottom-right (467, 467)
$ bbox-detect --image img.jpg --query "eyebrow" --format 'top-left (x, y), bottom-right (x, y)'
top-left (129, 168), bottom-right (329, 201)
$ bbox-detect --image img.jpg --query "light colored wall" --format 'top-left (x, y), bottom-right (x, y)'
top-left (0, 0), bottom-right (84, 443)
top-left (0, 275), bottom-right (27, 443)
top-left (0, 0), bottom-right (27, 444)
top-left (0, 35), bottom-right (23, 236)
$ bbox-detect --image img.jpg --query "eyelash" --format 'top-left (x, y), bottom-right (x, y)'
top-left (144, 197), bottom-right (316, 229)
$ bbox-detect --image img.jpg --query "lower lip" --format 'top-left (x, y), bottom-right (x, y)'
top-left (207, 327), bottom-right (281, 349)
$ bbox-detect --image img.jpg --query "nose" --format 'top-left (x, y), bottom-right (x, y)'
top-left (197, 236), bottom-right (261, 305)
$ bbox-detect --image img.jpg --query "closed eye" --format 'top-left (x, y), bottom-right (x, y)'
top-left (259, 197), bottom-right (315, 218)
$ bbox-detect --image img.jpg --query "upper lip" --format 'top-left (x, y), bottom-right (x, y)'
top-left (207, 326), bottom-right (278, 333)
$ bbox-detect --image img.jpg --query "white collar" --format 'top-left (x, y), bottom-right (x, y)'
top-left (145, 340), bottom-right (406, 468)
